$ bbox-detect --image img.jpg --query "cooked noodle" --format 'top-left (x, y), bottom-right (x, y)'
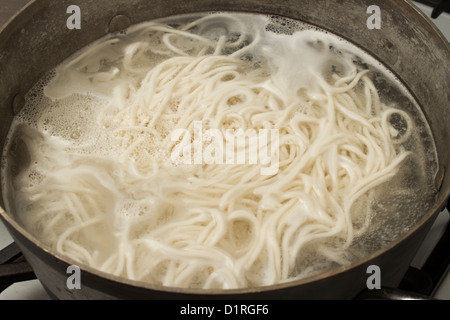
top-left (6, 13), bottom-right (414, 289)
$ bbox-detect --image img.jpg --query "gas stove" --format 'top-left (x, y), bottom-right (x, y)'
top-left (0, 0), bottom-right (449, 300)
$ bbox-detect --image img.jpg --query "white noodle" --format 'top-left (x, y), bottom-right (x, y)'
top-left (8, 13), bottom-right (415, 290)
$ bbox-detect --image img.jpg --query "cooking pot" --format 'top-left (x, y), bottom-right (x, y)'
top-left (0, 0), bottom-right (449, 299)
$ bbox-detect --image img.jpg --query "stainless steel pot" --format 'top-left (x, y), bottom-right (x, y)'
top-left (0, 0), bottom-right (449, 299)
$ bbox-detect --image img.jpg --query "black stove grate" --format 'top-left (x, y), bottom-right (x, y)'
top-left (415, 0), bottom-right (450, 18)
top-left (0, 242), bottom-right (35, 293)
top-left (399, 216), bottom-right (450, 297)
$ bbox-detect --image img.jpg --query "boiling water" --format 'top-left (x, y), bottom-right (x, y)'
top-left (0, 12), bottom-right (439, 289)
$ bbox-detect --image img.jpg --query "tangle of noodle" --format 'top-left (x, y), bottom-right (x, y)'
top-left (9, 13), bottom-right (414, 289)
